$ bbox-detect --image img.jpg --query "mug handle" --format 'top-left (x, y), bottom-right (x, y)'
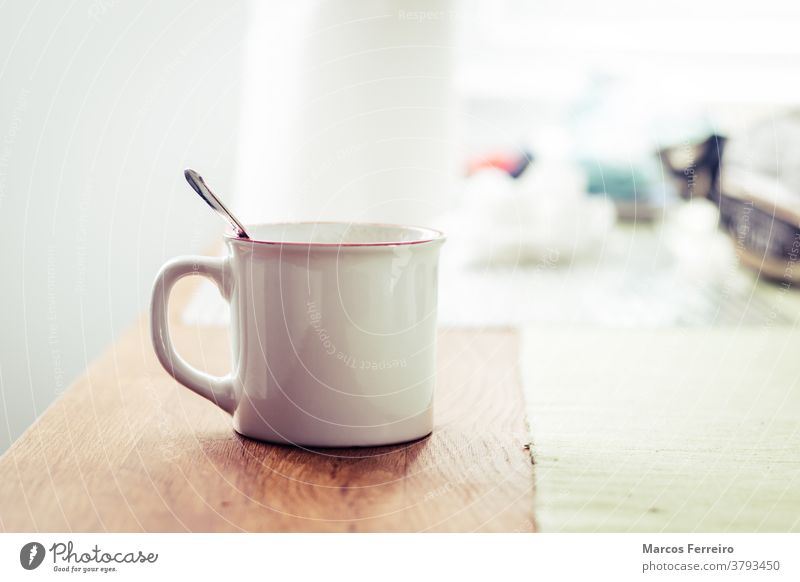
top-left (150, 256), bottom-right (237, 414)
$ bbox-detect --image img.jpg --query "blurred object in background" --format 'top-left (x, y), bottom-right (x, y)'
top-left (661, 197), bottom-right (737, 284)
top-left (659, 113), bottom-right (800, 285)
top-left (567, 76), bottom-right (694, 223)
top-left (453, 149), bottom-right (616, 267)
top-left (658, 134), bottom-right (727, 202)
top-left (719, 111), bottom-right (800, 283)
top-left (466, 149), bottom-right (532, 178)
top-left (579, 156), bottom-right (668, 222)
top-left (233, 0), bottom-right (457, 227)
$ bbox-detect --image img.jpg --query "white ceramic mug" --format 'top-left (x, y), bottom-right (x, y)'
top-left (150, 222), bottom-right (445, 447)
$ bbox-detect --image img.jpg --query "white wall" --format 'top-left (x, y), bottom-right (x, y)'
top-left (0, 0), bottom-right (246, 452)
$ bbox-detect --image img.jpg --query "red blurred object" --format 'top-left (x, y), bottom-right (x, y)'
top-left (466, 150), bottom-right (532, 178)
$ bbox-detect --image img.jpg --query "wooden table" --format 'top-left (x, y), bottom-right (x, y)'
top-left (0, 281), bottom-right (535, 532)
top-left (3, 277), bottom-right (799, 533)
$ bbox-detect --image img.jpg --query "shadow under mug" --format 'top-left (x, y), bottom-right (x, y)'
top-left (150, 222), bottom-right (445, 447)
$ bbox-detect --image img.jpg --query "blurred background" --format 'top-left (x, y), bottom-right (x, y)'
top-left (3, 0), bottom-right (800, 452)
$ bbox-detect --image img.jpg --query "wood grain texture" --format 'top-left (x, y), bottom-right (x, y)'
top-left (0, 280), bottom-right (534, 532)
top-left (523, 326), bottom-right (800, 532)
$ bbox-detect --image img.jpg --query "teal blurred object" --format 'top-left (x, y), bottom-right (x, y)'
top-left (579, 157), bottom-right (673, 221)
top-left (565, 76), bottom-right (710, 221)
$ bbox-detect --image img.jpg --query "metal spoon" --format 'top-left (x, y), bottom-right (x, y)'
top-left (184, 168), bottom-right (249, 239)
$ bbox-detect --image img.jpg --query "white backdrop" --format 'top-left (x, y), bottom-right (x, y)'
top-left (0, 0), bottom-right (246, 452)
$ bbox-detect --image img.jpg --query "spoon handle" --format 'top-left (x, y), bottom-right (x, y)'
top-left (184, 169), bottom-right (249, 239)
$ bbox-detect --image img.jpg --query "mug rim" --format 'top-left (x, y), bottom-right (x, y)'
top-left (224, 220), bottom-right (446, 247)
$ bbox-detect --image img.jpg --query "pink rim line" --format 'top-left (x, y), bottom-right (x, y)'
top-left (224, 221), bottom-right (446, 247)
